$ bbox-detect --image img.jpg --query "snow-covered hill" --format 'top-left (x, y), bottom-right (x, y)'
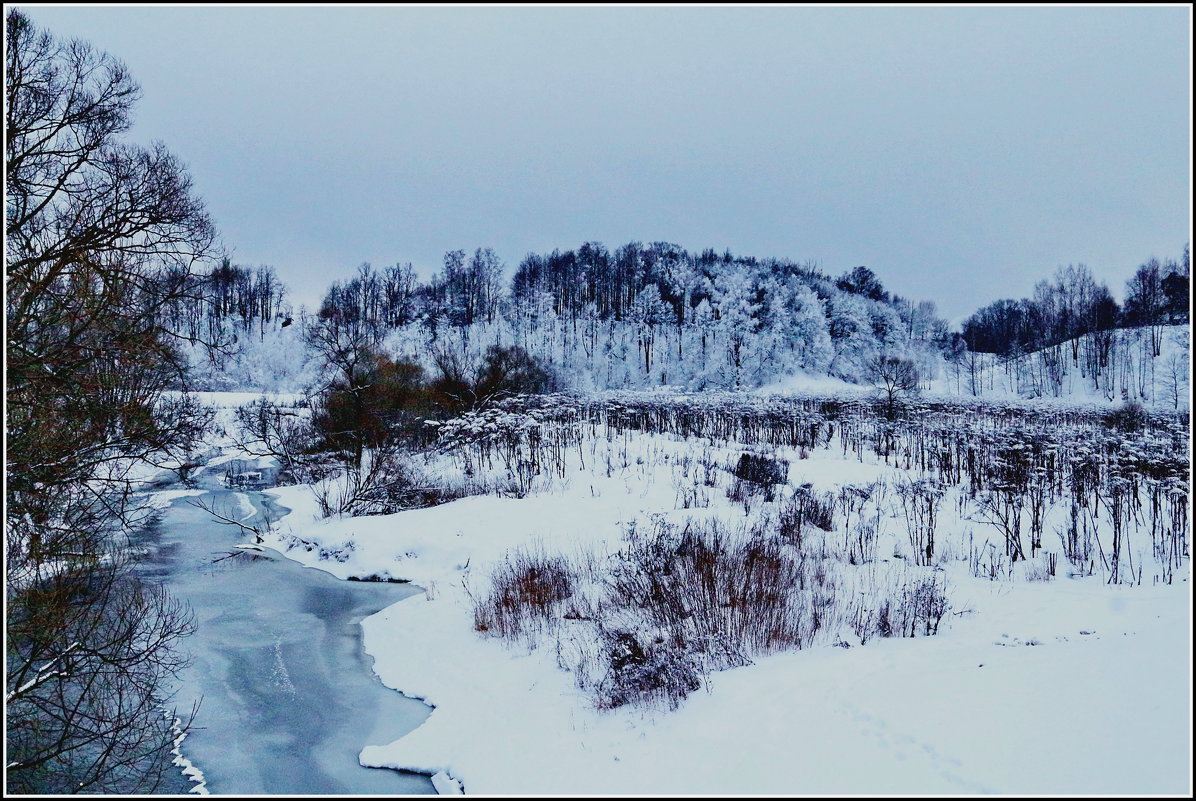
top-left (933, 324), bottom-right (1190, 409)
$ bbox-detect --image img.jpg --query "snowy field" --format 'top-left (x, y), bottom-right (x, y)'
top-left (241, 393), bottom-right (1192, 795)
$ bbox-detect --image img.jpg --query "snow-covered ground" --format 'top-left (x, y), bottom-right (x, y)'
top-left (186, 390), bottom-right (306, 410)
top-left (251, 408), bottom-right (1192, 795)
top-left (755, 368), bottom-right (868, 397)
top-left (355, 570), bottom-right (1187, 794)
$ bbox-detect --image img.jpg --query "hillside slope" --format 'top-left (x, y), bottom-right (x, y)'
top-left (932, 324), bottom-right (1189, 409)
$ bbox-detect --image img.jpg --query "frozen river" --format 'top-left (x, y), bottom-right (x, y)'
top-left (135, 482), bottom-right (435, 794)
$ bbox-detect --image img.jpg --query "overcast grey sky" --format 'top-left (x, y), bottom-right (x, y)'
top-left (14, 4), bottom-right (1192, 320)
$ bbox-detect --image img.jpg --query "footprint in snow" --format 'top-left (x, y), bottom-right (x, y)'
top-left (838, 700), bottom-right (989, 793)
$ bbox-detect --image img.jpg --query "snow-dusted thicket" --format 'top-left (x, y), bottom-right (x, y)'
top-left (432, 391), bottom-right (1188, 711)
top-left (435, 392), bottom-right (1189, 585)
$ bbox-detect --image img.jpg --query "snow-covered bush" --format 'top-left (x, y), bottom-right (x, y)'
top-left (777, 486), bottom-right (836, 544)
top-left (472, 547), bottom-right (576, 642)
top-left (474, 512), bottom-right (955, 712)
top-left (594, 628), bottom-right (703, 712)
top-left (1104, 400), bottom-right (1148, 432)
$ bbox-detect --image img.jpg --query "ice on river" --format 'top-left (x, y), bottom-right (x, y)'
top-left (138, 487), bottom-right (435, 795)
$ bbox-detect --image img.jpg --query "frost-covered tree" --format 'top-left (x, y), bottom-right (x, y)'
top-left (867, 298), bottom-right (906, 352)
top-left (712, 267), bottom-right (760, 388)
top-left (836, 265), bottom-right (889, 302)
top-left (630, 283), bottom-right (671, 378)
top-left (789, 284), bottom-right (834, 372)
top-left (827, 293), bottom-right (878, 379)
top-left (692, 297), bottom-right (717, 380)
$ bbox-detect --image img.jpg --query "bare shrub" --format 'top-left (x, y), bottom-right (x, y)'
top-left (970, 541), bottom-right (1010, 581)
top-left (896, 479), bottom-right (944, 566)
top-left (674, 476), bottom-right (709, 509)
top-left (477, 518), bottom-right (953, 712)
top-left (846, 519), bottom-right (879, 565)
top-left (1104, 400), bottom-right (1147, 432)
top-left (852, 567), bottom-right (949, 641)
top-left (733, 453), bottom-right (789, 485)
top-left (973, 489), bottom-right (1027, 562)
top-left (849, 598), bottom-right (889, 644)
top-left (472, 548), bottom-right (575, 641)
top-left (895, 573), bottom-right (950, 636)
top-left (1020, 555), bottom-right (1055, 582)
top-left (591, 521), bottom-right (808, 708)
top-left (838, 482), bottom-right (885, 564)
top-left (778, 486), bottom-right (836, 544)
top-left (432, 344), bottom-right (557, 414)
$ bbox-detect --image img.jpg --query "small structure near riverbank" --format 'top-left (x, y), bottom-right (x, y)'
top-left (222, 466), bottom-right (276, 490)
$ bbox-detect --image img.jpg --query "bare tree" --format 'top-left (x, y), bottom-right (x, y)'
top-left (1161, 329), bottom-right (1190, 410)
top-left (232, 397), bottom-right (328, 485)
top-left (6, 10), bottom-right (216, 792)
top-left (1124, 259), bottom-right (1167, 356)
top-left (868, 354), bottom-right (920, 414)
top-left (6, 555), bottom-right (198, 794)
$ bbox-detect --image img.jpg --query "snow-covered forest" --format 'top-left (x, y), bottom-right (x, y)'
top-left (173, 241), bottom-right (1190, 411)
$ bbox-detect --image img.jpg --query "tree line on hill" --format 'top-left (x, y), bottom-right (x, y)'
top-left (961, 251), bottom-right (1189, 358)
top-left (235, 243), bottom-right (949, 392)
top-left (173, 236), bottom-right (1187, 402)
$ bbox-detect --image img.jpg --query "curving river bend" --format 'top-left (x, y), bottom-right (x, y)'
top-left (134, 479), bottom-right (436, 795)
